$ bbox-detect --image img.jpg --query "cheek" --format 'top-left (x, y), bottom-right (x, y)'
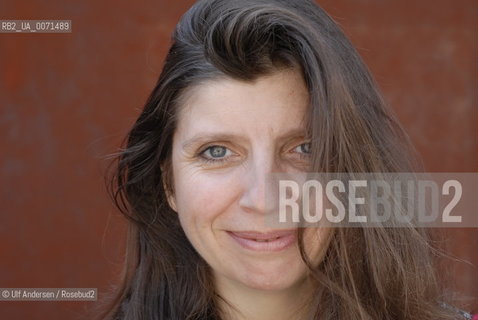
top-left (173, 169), bottom-right (240, 235)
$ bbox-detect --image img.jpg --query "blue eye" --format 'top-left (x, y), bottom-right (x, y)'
top-left (201, 145), bottom-right (232, 160)
top-left (294, 143), bottom-right (311, 154)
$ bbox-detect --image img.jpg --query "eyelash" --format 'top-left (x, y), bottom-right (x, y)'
top-left (293, 143), bottom-right (311, 154)
top-left (198, 145), bottom-right (232, 164)
top-left (292, 143), bottom-right (311, 162)
top-left (197, 142), bottom-right (311, 164)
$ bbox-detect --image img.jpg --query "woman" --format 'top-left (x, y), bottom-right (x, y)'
top-left (97, 0), bottom-right (474, 319)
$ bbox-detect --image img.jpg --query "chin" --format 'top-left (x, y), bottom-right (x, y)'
top-left (236, 262), bottom-right (308, 292)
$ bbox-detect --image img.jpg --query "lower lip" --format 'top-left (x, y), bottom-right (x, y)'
top-left (227, 231), bottom-right (296, 252)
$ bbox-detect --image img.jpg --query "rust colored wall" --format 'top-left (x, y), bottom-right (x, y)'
top-left (0, 0), bottom-right (476, 318)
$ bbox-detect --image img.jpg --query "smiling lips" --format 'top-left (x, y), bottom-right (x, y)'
top-left (227, 230), bottom-right (296, 252)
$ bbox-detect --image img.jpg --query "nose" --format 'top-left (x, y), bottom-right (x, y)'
top-left (238, 152), bottom-right (278, 215)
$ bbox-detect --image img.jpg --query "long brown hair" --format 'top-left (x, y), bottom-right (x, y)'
top-left (95, 0), bottom-right (458, 319)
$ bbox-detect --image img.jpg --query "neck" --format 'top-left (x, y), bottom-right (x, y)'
top-left (214, 275), bottom-right (314, 320)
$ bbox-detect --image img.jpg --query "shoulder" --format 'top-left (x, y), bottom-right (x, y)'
top-left (440, 302), bottom-right (477, 320)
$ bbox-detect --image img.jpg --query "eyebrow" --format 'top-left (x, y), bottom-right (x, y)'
top-left (181, 128), bottom-right (308, 151)
top-left (181, 133), bottom-right (245, 151)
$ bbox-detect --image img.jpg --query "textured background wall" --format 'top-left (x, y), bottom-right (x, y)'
top-left (0, 0), bottom-right (476, 318)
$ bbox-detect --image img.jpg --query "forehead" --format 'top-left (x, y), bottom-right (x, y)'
top-left (175, 68), bottom-right (310, 137)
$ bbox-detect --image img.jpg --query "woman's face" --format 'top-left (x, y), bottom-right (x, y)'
top-left (169, 68), bottom-right (330, 292)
